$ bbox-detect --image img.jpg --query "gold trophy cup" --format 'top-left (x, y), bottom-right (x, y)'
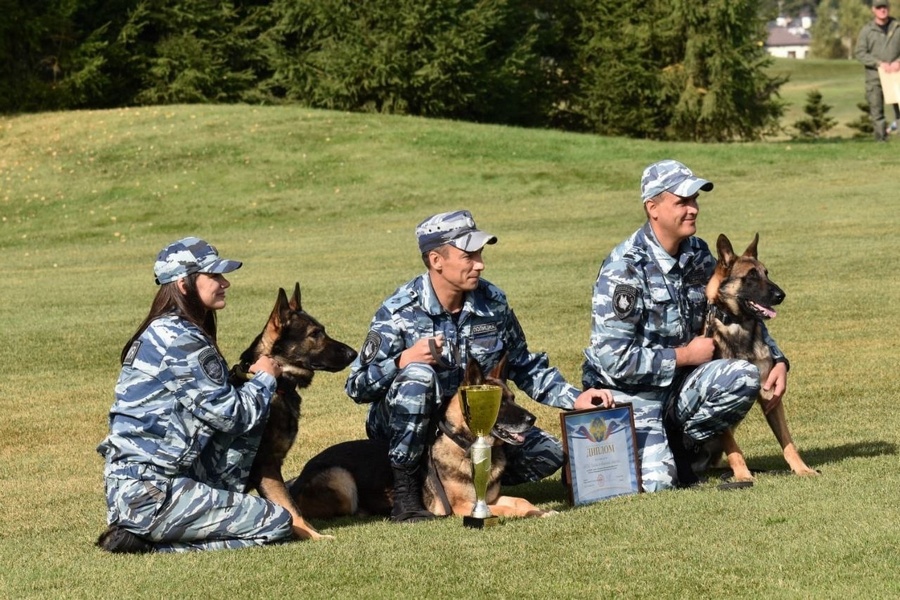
top-left (459, 384), bottom-right (503, 528)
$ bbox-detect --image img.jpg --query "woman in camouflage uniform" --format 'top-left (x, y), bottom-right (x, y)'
top-left (97, 237), bottom-right (290, 553)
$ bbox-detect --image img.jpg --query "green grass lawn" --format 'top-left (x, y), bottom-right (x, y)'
top-left (2, 64), bottom-right (899, 597)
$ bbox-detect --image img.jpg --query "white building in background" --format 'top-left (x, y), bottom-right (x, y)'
top-left (765, 13), bottom-right (813, 59)
top-left (766, 27), bottom-right (812, 59)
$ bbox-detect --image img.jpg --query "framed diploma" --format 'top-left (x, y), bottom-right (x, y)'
top-left (560, 404), bottom-right (641, 506)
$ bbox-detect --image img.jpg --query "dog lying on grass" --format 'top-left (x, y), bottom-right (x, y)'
top-left (288, 355), bottom-right (556, 520)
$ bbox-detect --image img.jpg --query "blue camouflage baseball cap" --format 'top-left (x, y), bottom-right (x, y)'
top-left (153, 237), bottom-right (242, 285)
top-left (640, 159), bottom-right (713, 203)
top-left (415, 210), bottom-right (498, 254)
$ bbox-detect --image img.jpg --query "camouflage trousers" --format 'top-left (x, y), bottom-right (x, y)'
top-left (366, 363), bottom-right (564, 484)
top-left (103, 429), bottom-right (292, 552)
top-left (611, 359), bottom-right (759, 492)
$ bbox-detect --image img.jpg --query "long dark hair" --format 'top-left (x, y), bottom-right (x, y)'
top-left (119, 273), bottom-right (218, 363)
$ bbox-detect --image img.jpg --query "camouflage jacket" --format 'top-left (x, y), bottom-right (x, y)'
top-left (856, 18), bottom-right (900, 82)
top-left (345, 273), bottom-right (580, 409)
top-left (582, 223), bottom-right (787, 397)
top-left (97, 314), bottom-right (276, 478)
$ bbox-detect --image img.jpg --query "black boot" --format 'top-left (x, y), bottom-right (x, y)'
top-left (96, 525), bottom-right (154, 554)
top-left (663, 405), bottom-right (700, 488)
top-left (390, 463), bottom-right (435, 523)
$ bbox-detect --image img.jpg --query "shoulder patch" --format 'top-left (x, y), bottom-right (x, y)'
top-left (123, 341), bottom-right (141, 366)
top-left (360, 331), bottom-right (382, 365)
top-left (612, 284), bottom-right (639, 319)
top-left (199, 347), bottom-right (225, 384)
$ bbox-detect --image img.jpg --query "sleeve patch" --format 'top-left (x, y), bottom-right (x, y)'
top-left (360, 331), bottom-right (382, 365)
top-left (123, 341), bottom-right (141, 366)
top-left (612, 285), bottom-right (638, 319)
top-left (199, 347), bottom-right (226, 384)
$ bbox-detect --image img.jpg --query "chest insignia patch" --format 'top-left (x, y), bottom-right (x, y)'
top-left (471, 323), bottom-right (498, 336)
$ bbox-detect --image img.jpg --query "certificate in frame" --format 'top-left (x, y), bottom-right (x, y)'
top-left (560, 404), bottom-right (641, 506)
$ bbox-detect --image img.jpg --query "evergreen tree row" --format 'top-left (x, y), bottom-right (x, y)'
top-left (1, 0), bottom-right (785, 141)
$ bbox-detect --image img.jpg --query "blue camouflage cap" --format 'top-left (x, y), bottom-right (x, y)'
top-left (153, 237), bottom-right (242, 285)
top-left (640, 159), bottom-right (714, 203)
top-left (415, 210), bottom-right (498, 254)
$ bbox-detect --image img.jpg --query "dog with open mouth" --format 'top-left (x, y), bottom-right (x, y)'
top-left (701, 233), bottom-right (817, 483)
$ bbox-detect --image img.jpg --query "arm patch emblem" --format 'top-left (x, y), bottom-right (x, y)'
top-left (123, 341), bottom-right (141, 366)
top-left (360, 331), bottom-right (382, 365)
top-left (199, 347), bottom-right (226, 385)
top-left (612, 285), bottom-right (638, 319)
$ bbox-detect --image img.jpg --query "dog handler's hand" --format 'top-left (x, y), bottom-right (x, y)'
top-left (574, 388), bottom-right (614, 410)
top-left (398, 335), bottom-right (444, 369)
top-left (250, 355), bottom-right (282, 378)
top-left (761, 361), bottom-right (788, 415)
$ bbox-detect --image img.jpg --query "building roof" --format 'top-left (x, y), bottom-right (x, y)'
top-left (766, 26), bottom-right (811, 48)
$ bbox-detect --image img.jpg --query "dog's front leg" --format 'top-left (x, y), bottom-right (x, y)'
top-left (255, 463), bottom-right (334, 541)
top-left (761, 400), bottom-right (817, 476)
top-left (490, 496), bottom-right (558, 518)
top-left (720, 429), bottom-right (754, 481)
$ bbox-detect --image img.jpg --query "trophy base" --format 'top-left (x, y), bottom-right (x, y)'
top-left (463, 515), bottom-right (499, 529)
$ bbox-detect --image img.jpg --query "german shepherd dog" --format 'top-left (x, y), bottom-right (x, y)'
top-left (287, 355), bottom-right (555, 520)
top-left (230, 283), bottom-right (357, 539)
top-left (703, 234), bottom-right (816, 482)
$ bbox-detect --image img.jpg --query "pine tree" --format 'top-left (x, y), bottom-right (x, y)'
top-left (572, 0), bottom-right (785, 141)
top-left (792, 89), bottom-right (836, 139)
top-left (846, 101), bottom-right (874, 139)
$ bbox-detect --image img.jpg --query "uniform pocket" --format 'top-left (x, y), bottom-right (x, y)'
top-left (106, 475), bottom-right (170, 531)
top-left (468, 334), bottom-right (504, 367)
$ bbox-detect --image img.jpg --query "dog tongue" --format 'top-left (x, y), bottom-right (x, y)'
top-left (751, 302), bottom-right (777, 319)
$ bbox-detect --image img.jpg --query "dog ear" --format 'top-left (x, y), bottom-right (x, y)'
top-left (265, 288), bottom-right (290, 338)
top-left (742, 233), bottom-right (760, 260)
top-left (289, 282), bottom-right (303, 312)
top-left (716, 233), bottom-right (736, 266)
top-left (488, 353), bottom-right (508, 382)
top-left (464, 358), bottom-right (485, 386)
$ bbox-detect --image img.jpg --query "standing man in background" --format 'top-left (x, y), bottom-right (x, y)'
top-left (856, 0), bottom-right (900, 142)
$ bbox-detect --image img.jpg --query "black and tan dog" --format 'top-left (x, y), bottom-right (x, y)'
top-left (231, 283), bottom-right (357, 539)
top-left (288, 356), bottom-right (555, 520)
top-left (703, 234), bottom-right (816, 482)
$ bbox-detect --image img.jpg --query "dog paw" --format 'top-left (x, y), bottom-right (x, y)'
top-left (539, 510), bottom-right (560, 518)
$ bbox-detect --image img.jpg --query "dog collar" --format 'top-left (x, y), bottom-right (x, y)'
top-left (230, 363), bottom-right (253, 381)
top-left (707, 304), bottom-right (741, 327)
top-left (436, 420), bottom-right (474, 452)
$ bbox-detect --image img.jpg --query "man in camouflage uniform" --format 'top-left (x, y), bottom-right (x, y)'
top-left (856, 0), bottom-right (900, 142)
top-left (346, 210), bottom-right (610, 522)
top-left (97, 238), bottom-right (292, 552)
top-left (582, 160), bottom-right (789, 491)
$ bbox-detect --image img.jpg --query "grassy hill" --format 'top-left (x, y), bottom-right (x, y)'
top-left (1, 58), bottom-right (898, 598)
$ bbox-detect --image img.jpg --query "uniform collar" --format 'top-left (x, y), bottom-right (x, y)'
top-left (417, 273), bottom-right (494, 318)
top-left (640, 222), bottom-right (698, 275)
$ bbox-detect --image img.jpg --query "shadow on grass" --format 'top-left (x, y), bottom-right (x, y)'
top-left (713, 439), bottom-right (897, 478)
